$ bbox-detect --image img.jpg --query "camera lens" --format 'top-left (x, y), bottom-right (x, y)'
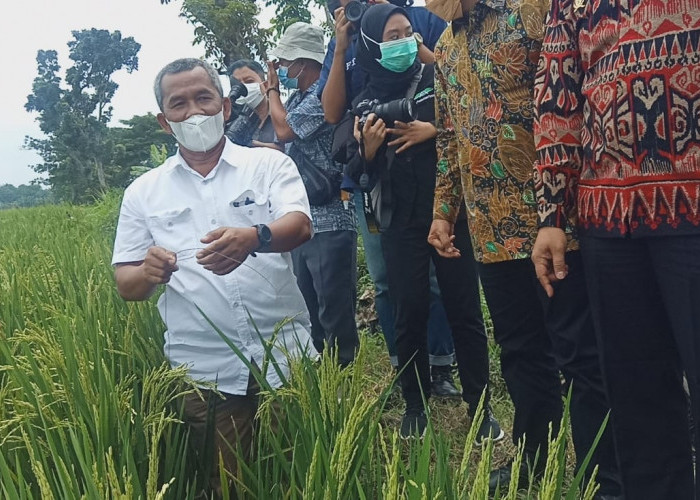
top-left (345, 0), bottom-right (366, 25)
top-left (374, 98), bottom-right (417, 125)
top-left (228, 80), bottom-right (248, 103)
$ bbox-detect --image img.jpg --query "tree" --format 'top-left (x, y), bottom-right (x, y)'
top-left (0, 184), bottom-right (54, 209)
top-left (25, 29), bottom-right (141, 203)
top-left (158, 0), bottom-right (325, 71)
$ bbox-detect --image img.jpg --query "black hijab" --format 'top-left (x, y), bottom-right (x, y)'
top-left (355, 3), bottom-right (421, 102)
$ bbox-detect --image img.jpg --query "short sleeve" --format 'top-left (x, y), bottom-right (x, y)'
top-left (112, 185), bottom-right (154, 265)
top-left (267, 153), bottom-right (312, 223)
top-left (285, 91), bottom-right (326, 141)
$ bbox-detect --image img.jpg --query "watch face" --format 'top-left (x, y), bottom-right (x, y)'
top-left (258, 224), bottom-right (272, 245)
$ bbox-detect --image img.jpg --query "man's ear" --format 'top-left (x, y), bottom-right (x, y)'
top-left (157, 113), bottom-right (173, 134)
top-left (223, 97), bottom-right (232, 123)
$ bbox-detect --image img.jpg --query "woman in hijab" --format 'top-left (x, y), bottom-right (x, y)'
top-left (345, 3), bottom-right (502, 443)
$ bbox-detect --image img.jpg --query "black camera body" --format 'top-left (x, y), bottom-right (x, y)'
top-left (353, 97), bottom-right (417, 128)
top-left (344, 0), bottom-right (369, 27)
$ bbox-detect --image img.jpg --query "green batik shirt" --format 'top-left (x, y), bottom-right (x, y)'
top-left (433, 0), bottom-right (571, 263)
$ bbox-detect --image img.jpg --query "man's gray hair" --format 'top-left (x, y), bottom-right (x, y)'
top-left (153, 58), bottom-right (223, 111)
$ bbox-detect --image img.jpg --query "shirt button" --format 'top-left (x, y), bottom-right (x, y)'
top-left (233, 301), bottom-right (239, 307)
top-left (248, 209), bottom-right (253, 215)
top-left (211, 219), bottom-right (216, 225)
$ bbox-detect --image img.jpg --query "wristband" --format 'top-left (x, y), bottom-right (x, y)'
top-left (266, 87), bottom-right (280, 96)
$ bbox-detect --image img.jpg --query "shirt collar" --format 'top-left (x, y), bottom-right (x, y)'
top-left (453, 0), bottom-right (505, 32)
top-left (167, 138), bottom-right (241, 178)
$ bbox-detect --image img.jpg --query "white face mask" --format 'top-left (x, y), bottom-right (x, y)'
top-left (236, 82), bottom-right (264, 109)
top-left (166, 110), bottom-right (225, 152)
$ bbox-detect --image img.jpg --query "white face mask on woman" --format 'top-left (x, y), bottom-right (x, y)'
top-left (166, 110), bottom-right (225, 152)
top-left (236, 82), bottom-right (265, 110)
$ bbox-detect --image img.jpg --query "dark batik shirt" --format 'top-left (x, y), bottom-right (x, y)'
top-left (433, 0), bottom-right (574, 263)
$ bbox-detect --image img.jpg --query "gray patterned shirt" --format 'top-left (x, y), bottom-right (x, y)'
top-left (285, 81), bottom-right (356, 234)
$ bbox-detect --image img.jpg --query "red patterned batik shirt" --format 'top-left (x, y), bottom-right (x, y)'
top-left (534, 0), bottom-right (700, 236)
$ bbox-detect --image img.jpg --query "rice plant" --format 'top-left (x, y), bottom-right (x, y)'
top-left (0, 197), bottom-right (601, 499)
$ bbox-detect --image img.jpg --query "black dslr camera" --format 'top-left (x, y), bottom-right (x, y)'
top-left (353, 97), bottom-right (417, 128)
top-left (345, 0), bottom-right (369, 27)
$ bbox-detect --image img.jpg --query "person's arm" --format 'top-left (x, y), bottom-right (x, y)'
top-left (194, 212), bottom-right (311, 275)
top-left (195, 151), bottom-right (313, 275)
top-left (265, 61), bottom-right (297, 143)
top-left (115, 247), bottom-right (178, 301)
top-left (429, 50), bottom-right (463, 258)
top-left (532, 0), bottom-right (584, 296)
top-left (321, 10), bottom-right (353, 124)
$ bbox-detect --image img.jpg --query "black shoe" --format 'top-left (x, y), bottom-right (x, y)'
top-left (430, 364), bottom-right (461, 398)
top-left (473, 406), bottom-right (505, 446)
top-left (488, 459), bottom-right (543, 496)
top-left (400, 407), bottom-right (428, 440)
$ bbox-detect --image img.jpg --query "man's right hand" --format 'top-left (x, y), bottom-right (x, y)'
top-left (142, 246), bottom-right (178, 285)
top-left (532, 227), bottom-right (568, 298)
top-left (334, 7), bottom-right (352, 52)
top-left (428, 219), bottom-right (461, 258)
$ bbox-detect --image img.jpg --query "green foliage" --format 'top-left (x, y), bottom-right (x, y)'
top-left (24, 29), bottom-right (142, 203)
top-left (178, 0), bottom-right (271, 70)
top-left (0, 201), bottom-right (603, 499)
top-left (157, 0), bottom-right (326, 70)
top-left (0, 184), bottom-right (53, 209)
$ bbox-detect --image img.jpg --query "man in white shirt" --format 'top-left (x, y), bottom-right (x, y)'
top-left (112, 58), bottom-right (315, 493)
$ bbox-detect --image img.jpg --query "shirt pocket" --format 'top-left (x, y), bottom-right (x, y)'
top-left (147, 207), bottom-right (198, 254)
top-left (227, 190), bottom-right (271, 227)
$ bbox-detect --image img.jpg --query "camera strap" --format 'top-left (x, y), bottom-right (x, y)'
top-left (362, 64), bottom-right (425, 233)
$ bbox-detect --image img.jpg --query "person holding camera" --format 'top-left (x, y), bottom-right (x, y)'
top-left (267, 22), bottom-right (359, 367)
top-left (321, 0), bottom-right (469, 400)
top-left (345, 3), bottom-right (501, 441)
top-left (224, 59), bottom-right (281, 152)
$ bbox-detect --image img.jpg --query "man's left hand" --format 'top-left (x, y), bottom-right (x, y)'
top-left (196, 227), bottom-right (258, 275)
top-left (387, 120), bottom-right (437, 154)
top-left (264, 61), bottom-right (280, 95)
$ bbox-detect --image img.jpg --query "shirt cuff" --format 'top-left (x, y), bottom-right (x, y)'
top-left (536, 202), bottom-right (569, 230)
top-left (433, 200), bottom-right (458, 224)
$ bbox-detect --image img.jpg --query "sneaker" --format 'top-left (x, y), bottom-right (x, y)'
top-left (430, 364), bottom-right (461, 398)
top-left (488, 458), bottom-right (544, 496)
top-left (473, 406), bottom-right (505, 446)
top-left (400, 407), bottom-right (428, 440)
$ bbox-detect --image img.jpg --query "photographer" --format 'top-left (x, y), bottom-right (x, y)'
top-left (345, 3), bottom-right (501, 441)
top-left (321, 0), bottom-right (466, 399)
top-left (224, 60), bottom-right (281, 151)
top-left (267, 22), bottom-right (359, 367)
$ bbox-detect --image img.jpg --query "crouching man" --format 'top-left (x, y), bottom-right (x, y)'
top-left (112, 58), bottom-right (315, 494)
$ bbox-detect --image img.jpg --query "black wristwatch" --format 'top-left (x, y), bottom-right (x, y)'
top-left (253, 223), bottom-right (272, 253)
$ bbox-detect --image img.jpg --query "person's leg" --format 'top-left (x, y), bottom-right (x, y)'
top-left (183, 375), bottom-right (260, 495)
top-left (478, 258), bottom-right (562, 464)
top-left (291, 243), bottom-right (324, 354)
top-left (382, 225), bottom-right (432, 409)
top-left (432, 219), bottom-right (490, 409)
top-left (581, 236), bottom-right (693, 500)
top-left (304, 230), bottom-right (359, 366)
top-left (355, 190), bottom-right (397, 365)
top-left (426, 266), bottom-right (456, 367)
top-left (535, 250), bottom-right (621, 496)
top-left (648, 234), bottom-right (700, 498)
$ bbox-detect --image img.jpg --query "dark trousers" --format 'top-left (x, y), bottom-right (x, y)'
top-left (478, 252), bottom-right (620, 495)
top-left (581, 234), bottom-right (700, 500)
top-left (292, 230), bottom-right (358, 366)
top-left (382, 220), bottom-right (490, 409)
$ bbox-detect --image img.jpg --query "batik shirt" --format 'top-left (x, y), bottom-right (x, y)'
top-left (433, 0), bottom-right (568, 263)
top-left (534, 0), bottom-right (700, 237)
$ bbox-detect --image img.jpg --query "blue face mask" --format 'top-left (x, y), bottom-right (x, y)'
top-left (278, 65), bottom-right (300, 90)
top-left (363, 31), bottom-right (418, 73)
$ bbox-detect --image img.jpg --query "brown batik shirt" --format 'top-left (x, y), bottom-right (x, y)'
top-left (433, 0), bottom-right (577, 263)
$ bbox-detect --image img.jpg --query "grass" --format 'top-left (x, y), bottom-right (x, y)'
top-left (0, 194), bottom-right (598, 499)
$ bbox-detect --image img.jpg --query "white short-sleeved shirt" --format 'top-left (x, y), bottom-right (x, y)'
top-left (112, 139), bottom-right (315, 395)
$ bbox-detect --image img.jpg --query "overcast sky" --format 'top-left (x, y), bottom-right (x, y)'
top-left (0, 0), bottom-right (291, 187)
